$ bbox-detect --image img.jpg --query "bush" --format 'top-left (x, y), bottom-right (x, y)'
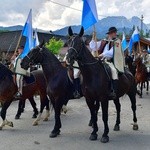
top-left (45, 37), bottom-right (64, 55)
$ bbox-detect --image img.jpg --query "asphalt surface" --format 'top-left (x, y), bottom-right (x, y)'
top-left (0, 90), bottom-right (150, 150)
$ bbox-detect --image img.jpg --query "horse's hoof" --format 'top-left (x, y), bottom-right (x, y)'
top-left (33, 122), bottom-right (38, 126)
top-left (0, 127), bottom-right (2, 130)
top-left (101, 136), bottom-right (109, 143)
top-left (89, 134), bottom-right (98, 141)
top-left (88, 120), bottom-right (93, 127)
top-left (49, 130), bottom-right (60, 138)
top-left (113, 125), bottom-right (120, 131)
top-left (9, 122), bottom-right (14, 127)
top-left (146, 92), bottom-right (148, 95)
top-left (15, 115), bottom-right (20, 120)
top-left (32, 114), bottom-right (37, 119)
top-left (43, 118), bottom-right (48, 121)
top-left (133, 124), bottom-right (139, 130)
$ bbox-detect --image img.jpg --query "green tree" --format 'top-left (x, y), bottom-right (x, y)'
top-left (45, 37), bottom-right (64, 55)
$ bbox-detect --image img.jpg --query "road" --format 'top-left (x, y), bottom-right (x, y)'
top-left (0, 91), bottom-right (150, 150)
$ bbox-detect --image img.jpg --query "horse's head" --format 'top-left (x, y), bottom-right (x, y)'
top-left (66, 26), bottom-right (84, 66)
top-left (21, 41), bottom-right (45, 70)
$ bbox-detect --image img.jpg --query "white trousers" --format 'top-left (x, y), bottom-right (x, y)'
top-left (16, 74), bottom-right (23, 94)
top-left (105, 61), bottom-right (118, 80)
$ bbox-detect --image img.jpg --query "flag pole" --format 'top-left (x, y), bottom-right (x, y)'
top-left (92, 25), bottom-right (98, 57)
top-left (14, 32), bottom-right (22, 54)
top-left (138, 41), bottom-right (142, 54)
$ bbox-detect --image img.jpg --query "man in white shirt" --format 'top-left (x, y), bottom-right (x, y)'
top-left (13, 46), bottom-right (29, 98)
top-left (89, 27), bottom-right (119, 98)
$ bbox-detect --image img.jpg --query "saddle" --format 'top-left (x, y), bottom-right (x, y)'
top-left (23, 73), bottom-right (36, 86)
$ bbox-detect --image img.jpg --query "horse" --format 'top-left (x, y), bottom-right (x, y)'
top-left (0, 63), bottom-right (17, 130)
top-left (20, 42), bottom-right (82, 138)
top-left (125, 55), bottom-right (136, 76)
top-left (15, 70), bottom-right (51, 126)
top-left (134, 56), bottom-right (149, 97)
top-left (66, 26), bottom-right (138, 143)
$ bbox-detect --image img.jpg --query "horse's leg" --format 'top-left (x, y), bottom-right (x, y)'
top-left (113, 98), bottom-right (121, 131)
top-left (50, 100), bottom-right (62, 138)
top-left (43, 96), bottom-right (50, 121)
top-left (15, 99), bottom-right (24, 119)
top-left (28, 97), bottom-right (39, 118)
top-left (61, 100), bottom-right (68, 114)
top-left (146, 80), bottom-right (149, 95)
top-left (86, 100), bottom-right (98, 141)
top-left (0, 100), bottom-right (13, 130)
top-left (21, 99), bottom-right (26, 113)
top-left (127, 92), bottom-right (138, 130)
top-left (140, 82), bottom-right (144, 98)
top-left (88, 100), bottom-right (100, 127)
top-left (100, 100), bottom-right (109, 143)
top-left (32, 98), bottom-right (45, 126)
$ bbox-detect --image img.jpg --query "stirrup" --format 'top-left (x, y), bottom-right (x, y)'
top-left (73, 91), bottom-right (81, 99)
top-left (109, 91), bottom-right (117, 99)
top-left (15, 92), bottom-right (22, 98)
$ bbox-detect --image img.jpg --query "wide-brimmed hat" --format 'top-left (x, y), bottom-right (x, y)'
top-left (106, 27), bottom-right (118, 34)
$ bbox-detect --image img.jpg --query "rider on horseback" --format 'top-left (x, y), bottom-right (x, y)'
top-left (90, 27), bottom-right (123, 98)
top-left (11, 46), bottom-right (30, 98)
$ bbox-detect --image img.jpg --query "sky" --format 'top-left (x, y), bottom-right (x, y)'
top-left (0, 0), bottom-right (149, 31)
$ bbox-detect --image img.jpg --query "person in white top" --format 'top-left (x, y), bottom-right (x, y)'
top-left (11, 46), bottom-right (28, 98)
top-left (89, 27), bottom-right (119, 98)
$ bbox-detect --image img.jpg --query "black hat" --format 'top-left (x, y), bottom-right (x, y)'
top-left (106, 27), bottom-right (117, 34)
top-left (18, 45), bottom-right (24, 49)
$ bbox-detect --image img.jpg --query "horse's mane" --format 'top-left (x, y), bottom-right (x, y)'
top-left (42, 47), bottom-right (61, 63)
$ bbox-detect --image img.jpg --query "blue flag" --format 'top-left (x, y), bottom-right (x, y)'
top-left (81, 0), bottom-right (98, 30)
top-left (33, 28), bottom-right (39, 47)
top-left (21, 9), bottom-right (33, 58)
top-left (121, 32), bottom-right (127, 51)
top-left (129, 27), bottom-right (140, 54)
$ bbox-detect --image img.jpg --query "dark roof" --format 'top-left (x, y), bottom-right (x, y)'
top-left (0, 30), bottom-right (66, 52)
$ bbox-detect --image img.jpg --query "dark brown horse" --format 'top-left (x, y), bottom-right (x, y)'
top-left (15, 70), bottom-right (50, 126)
top-left (134, 56), bottom-right (149, 97)
top-left (0, 63), bottom-right (17, 130)
top-left (21, 42), bottom-right (82, 138)
top-left (66, 27), bottom-right (138, 143)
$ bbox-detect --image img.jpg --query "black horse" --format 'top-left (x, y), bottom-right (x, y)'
top-left (20, 42), bottom-right (82, 138)
top-left (66, 27), bottom-right (138, 143)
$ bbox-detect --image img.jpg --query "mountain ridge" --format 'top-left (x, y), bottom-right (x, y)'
top-left (0, 16), bottom-right (150, 38)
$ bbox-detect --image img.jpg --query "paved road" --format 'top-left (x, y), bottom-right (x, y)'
top-left (0, 91), bottom-right (150, 150)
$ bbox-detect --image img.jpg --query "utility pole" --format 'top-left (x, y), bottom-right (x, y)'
top-left (141, 15), bottom-right (144, 36)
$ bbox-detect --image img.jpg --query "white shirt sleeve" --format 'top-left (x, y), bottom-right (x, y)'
top-left (63, 53), bottom-right (68, 61)
top-left (89, 40), bottom-right (101, 52)
top-left (102, 45), bottom-right (114, 58)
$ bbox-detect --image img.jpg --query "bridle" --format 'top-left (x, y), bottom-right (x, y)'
top-left (68, 36), bottom-right (99, 66)
top-left (25, 46), bottom-right (43, 65)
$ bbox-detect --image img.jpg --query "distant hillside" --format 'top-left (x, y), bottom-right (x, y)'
top-left (147, 24), bottom-right (150, 29)
top-left (0, 25), bottom-right (48, 33)
top-left (53, 16), bottom-right (150, 38)
top-left (0, 25), bottom-right (23, 31)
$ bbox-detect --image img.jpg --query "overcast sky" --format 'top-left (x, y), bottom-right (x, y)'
top-left (0, 0), bottom-right (149, 31)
